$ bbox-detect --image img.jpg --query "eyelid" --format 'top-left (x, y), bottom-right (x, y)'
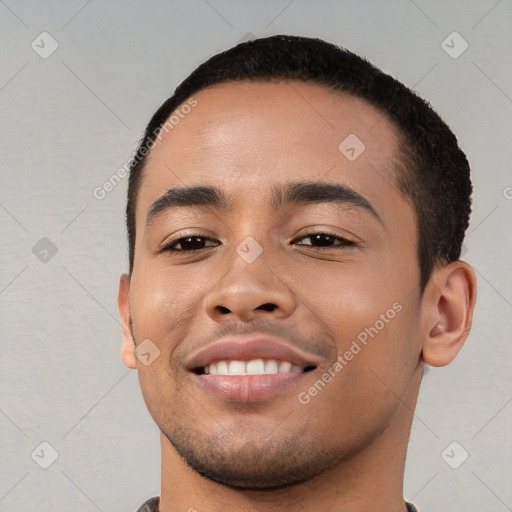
top-left (159, 230), bottom-right (218, 252)
top-left (291, 224), bottom-right (359, 242)
top-left (160, 229), bottom-right (359, 253)
top-left (291, 231), bottom-right (357, 247)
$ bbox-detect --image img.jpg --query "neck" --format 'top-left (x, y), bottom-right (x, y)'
top-left (159, 365), bottom-right (423, 512)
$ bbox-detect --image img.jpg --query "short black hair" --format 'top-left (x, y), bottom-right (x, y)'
top-left (126, 34), bottom-right (472, 292)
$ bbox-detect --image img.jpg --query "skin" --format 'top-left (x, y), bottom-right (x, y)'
top-left (118, 80), bottom-right (477, 512)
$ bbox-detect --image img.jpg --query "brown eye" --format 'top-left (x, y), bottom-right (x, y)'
top-left (294, 233), bottom-right (355, 248)
top-left (163, 236), bottom-right (219, 252)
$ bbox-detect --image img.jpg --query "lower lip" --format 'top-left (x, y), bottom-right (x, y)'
top-left (193, 372), bottom-right (312, 402)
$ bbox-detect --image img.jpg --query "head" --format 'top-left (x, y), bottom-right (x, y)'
top-left (126, 34), bottom-right (472, 292)
top-left (118, 35), bottom-right (476, 490)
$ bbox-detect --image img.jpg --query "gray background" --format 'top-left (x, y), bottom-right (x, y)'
top-left (1, 1), bottom-right (511, 511)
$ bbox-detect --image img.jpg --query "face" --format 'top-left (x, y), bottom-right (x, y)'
top-left (123, 81), bottom-right (426, 489)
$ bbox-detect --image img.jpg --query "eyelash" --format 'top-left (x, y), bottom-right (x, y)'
top-left (160, 231), bottom-right (356, 253)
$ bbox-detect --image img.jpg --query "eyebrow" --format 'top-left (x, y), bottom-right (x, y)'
top-left (272, 181), bottom-right (382, 224)
top-left (145, 181), bottom-right (383, 229)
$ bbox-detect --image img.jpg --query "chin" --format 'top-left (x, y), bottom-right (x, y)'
top-left (163, 428), bottom-right (346, 490)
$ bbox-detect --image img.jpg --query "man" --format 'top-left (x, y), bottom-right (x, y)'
top-left (118, 35), bottom-right (477, 511)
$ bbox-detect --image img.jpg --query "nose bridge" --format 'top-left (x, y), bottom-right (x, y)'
top-left (203, 230), bottom-right (296, 322)
top-left (227, 206), bottom-right (276, 270)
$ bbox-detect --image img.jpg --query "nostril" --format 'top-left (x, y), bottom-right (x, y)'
top-left (217, 305), bottom-right (230, 314)
top-left (257, 303), bottom-right (277, 312)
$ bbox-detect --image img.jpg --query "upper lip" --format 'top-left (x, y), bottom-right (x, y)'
top-left (185, 335), bottom-right (323, 371)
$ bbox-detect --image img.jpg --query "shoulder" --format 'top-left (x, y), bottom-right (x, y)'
top-left (136, 496), bottom-right (160, 512)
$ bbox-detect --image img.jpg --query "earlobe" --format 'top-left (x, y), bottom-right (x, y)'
top-left (421, 261), bottom-right (477, 367)
top-left (118, 273), bottom-right (137, 369)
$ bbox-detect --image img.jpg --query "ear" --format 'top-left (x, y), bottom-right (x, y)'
top-left (421, 260), bottom-right (477, 367)
top-left (118, 273), bottom-right (137, 369)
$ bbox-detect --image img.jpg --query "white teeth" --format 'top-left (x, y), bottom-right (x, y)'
top-left (228, 360), bottom-right (246, 375)
top-left (278, 361), bottom-right (292, 373)
top-left (217, 361), bottom-right (229, 375)
top-left (264, 360), bottom-right (279, 374)
top-left (204, 359), bottom-right (309, 376)
top-left (246, 359), bottom-right (265, 374)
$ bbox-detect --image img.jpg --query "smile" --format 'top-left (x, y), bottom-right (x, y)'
top-left (201, 359), bottom-right (317, 376)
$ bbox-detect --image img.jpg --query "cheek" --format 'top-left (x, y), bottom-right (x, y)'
top-left (293, 259), bottom-right (401, 336)
top-left (129, 269), bottom-right (204, 418)
top-left (295, 258), bottom-right (420, 385)
top-left (130, 268), bottom-right (206, 340)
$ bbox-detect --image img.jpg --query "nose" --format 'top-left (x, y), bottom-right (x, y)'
top-left (203, 246), bottom-right (296, 323)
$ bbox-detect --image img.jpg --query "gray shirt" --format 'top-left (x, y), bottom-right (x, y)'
top-left (136, 496), bottom-right (420, 511)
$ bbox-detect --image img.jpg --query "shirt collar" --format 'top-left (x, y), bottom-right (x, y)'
top-left (137, 496), bottom-right (420, 511)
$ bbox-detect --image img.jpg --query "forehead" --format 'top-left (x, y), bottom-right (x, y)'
top-left (137, 80), bottom-right (407, 223)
